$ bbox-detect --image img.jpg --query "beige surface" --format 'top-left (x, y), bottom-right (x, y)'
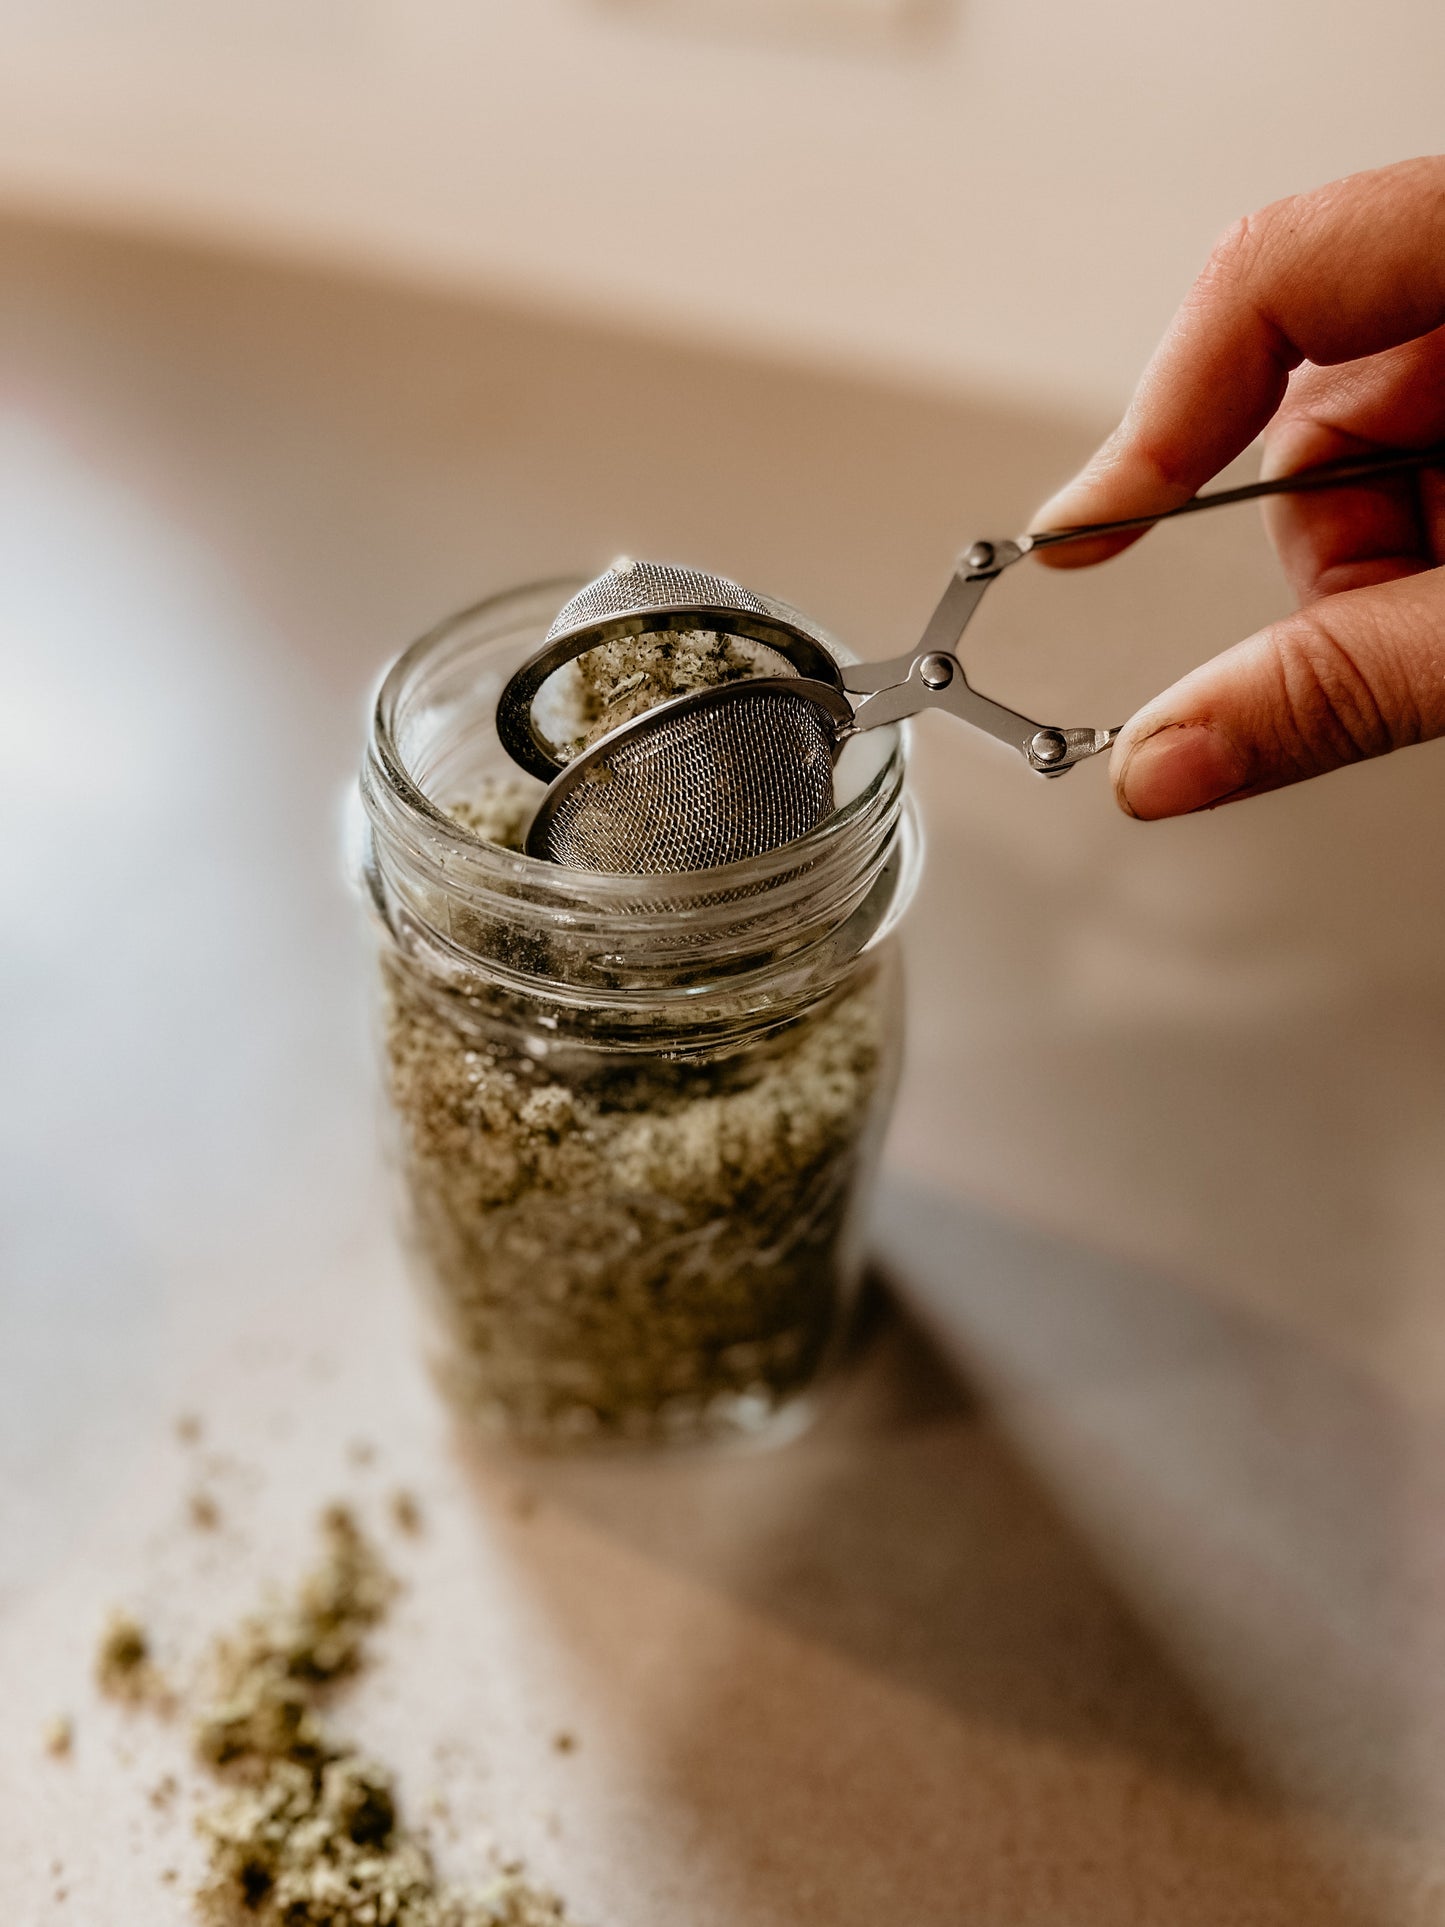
top-left (2, 2), bottom-right (1444, 412)
top-left (5, 218), bottom-right (1445, 1922)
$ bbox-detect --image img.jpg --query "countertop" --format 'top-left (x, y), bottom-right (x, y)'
top-left (6, 214), bottom-right (1445, 1925)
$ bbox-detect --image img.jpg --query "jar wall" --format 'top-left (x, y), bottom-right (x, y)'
top-left (359, 582), bottom-right (918, 1454)
top-left (376, 936), bottom-right (904, 1450)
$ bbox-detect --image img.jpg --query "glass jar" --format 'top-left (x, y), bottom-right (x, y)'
top-left (356, 581), bottom-right (920, 1452)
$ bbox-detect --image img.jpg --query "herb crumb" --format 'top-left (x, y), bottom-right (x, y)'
top-left (96, 1611), bottom-right (167, 1707)
top-left (189, 1490), bottom-right (222, 1531)
top-left (189, 1509), bottom-right (575, 1927)
top-left (390, 1488), bottom-right (424, 1534)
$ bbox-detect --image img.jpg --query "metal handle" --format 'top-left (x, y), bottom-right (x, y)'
top-left (843, 538), bottom-right (1114, 774)
top-left (1024, 440), bottom-right (1445, 553)
top-left (844, 443), bottom-right (1445, 776)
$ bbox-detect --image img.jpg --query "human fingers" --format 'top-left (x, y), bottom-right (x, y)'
top-left (1032, 157), bottom-right (1445, 568)
top-left (1260, 332), bottom-right (1445, 601)
top-left (1109, 565), bottom-right (1445, 819)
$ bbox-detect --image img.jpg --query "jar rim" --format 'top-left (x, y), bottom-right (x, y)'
top-left (360, 578), bottom-right (917, 1006)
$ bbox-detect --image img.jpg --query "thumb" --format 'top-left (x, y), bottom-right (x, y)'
top-left (1112, 565), bottom-right (1445, 819)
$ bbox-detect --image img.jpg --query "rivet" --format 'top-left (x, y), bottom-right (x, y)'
top-left (1030, 728), bottom-right (1068, 766)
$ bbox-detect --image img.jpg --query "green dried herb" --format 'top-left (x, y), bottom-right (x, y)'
top-left (43, 1715), bottom-right (73, 1758)
top-left (96, 1610), bottom-right (169, 1709)
top-left (556, 626), bottom-right (769, 760)
top-left (192, 1508), bottom-right (572, 1927)
top-left (384, 959), bottom-right (881, 1448)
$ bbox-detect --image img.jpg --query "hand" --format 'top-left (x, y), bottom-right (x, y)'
top-left (1032, 156), bottom-right (1445, 820)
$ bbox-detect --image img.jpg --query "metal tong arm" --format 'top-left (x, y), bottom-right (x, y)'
top-left (842, 442), bottom-right (1445, 776)
top-left (843, 540), bottom-right (1112, 776)
top-left (1026, 438), bottom-right (1445, 550)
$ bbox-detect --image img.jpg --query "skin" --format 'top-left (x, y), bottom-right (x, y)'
top-left (1031, 156), bottom-right (1445, 820)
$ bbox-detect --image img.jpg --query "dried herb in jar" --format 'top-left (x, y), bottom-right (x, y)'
top-left (382, 956), bottom-right (883, 1447)
top-left (375, 625), bottom-right (891, 1450)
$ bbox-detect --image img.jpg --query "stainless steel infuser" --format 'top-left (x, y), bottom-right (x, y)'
top-left (497, 445), bottom-right (1445, 874)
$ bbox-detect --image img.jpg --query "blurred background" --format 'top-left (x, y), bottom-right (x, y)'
top-left (7, 6), bottom-right (1445, 1924)
top-left (4, 0), bottom-right (1444, 409)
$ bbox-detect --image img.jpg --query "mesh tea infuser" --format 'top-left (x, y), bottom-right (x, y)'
top-left (498, 445), bottom-right (1445, 875)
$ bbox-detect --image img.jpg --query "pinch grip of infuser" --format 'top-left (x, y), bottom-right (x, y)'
top-left (1025, 725), bottom-right (1122, 776)
top-left (841, 537), bottom-right (1018, 707)
top-left (845, 656), bottom-right (1038, 752)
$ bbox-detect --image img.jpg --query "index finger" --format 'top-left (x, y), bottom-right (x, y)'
top-left (1032, 156), bottom-right (1445, 567)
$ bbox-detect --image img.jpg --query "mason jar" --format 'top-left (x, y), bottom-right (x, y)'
top-left (356, 580), bottom-right (920, 1452)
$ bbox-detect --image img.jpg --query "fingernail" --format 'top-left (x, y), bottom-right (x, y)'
top-left (1116, 722), bottom-right (1250, 820)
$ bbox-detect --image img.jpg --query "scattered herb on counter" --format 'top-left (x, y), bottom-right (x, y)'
top-left (96, 1609), bottom-right (170, 1709)
top-left (189, 1491), bottom-right (222, 1532)
top-left (390, 1490), bottom-right (424, 1536)
top-left (97, 1505), bottom-right (576, 1926)
top-left (43, 1715), bottom-right (73, 1758)
top-left (192, 1503), bottom-right (391, 1777)
top-left (192, 1506), bottom-right (572, 1927)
